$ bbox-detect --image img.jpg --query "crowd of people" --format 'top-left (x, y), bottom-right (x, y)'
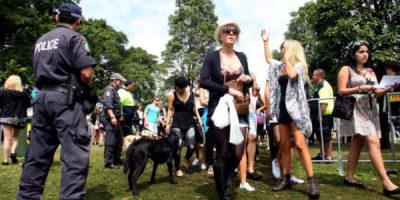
top-left (1, 2), bottom-right (400, 200)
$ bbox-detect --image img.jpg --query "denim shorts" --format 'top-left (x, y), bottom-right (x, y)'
top-left (248, 112), bottom-right (257, 136)
top-left (238, 113), bottom-right (249, 128)
top-left (0, 117), bottom-right (27, 128)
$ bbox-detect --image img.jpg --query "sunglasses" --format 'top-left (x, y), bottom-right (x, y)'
top-left (222, 28), bottom-right (239, 35)
top-left (351, 40), bottom-right (369, 49)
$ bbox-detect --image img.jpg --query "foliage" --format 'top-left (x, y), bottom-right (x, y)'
top-left (162, 0), bottom-right (218, 90)
top-left (0, 0), bottom-right (73, 85)
top-left (285, 0), bottom-right (400, 86)
top-left (119, 47), bottom-right (161, 103)
top-left (0, 1), bottom-right (161, 104)
top-left (79, 19), bottom-right (128, 93)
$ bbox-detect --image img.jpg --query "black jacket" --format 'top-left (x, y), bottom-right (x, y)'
top-left (0, 89), bottom-right (31, 118)
top-left (199, 50), bottom-right (252, 118)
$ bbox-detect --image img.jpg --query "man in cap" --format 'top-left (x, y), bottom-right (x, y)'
top-left (18, 2), bottom-right (96, 200)
top-left (101, 72), bottom-right (126, 169)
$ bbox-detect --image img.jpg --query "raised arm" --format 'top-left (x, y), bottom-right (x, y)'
top-left (261, 29), bottom-right (272, 64)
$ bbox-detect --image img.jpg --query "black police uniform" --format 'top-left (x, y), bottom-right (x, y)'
top-left (17, 24), bottom-right (95, 200)
top-left (101, 84), bottom-right (123, 167)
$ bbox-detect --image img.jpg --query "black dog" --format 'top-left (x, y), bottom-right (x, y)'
top-left (124, 132), bottom-right (180, 195)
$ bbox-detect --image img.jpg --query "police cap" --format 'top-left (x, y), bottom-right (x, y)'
top-left (110, 73), bottom-right (127, 82)
top-left (58, 3), bottom-right (84, 19)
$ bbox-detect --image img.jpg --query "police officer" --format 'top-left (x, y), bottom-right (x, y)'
top-left (17, 3), bottom-right (95, 200)
top-left (102, 73), bottom-right (126, 169)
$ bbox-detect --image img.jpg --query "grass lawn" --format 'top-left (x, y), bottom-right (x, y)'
top-left (1, 142), bottom-right (400, 200)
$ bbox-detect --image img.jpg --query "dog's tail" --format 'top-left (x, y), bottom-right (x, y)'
top-left (124, 142), bottom-right (134, 174)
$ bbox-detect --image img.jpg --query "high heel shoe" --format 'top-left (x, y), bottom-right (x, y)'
top-left (383, 187), bottom-right (400, 196)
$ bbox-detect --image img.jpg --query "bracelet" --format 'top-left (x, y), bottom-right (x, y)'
top-left (111, 116), bottom-right (116, 119)
top-left (263, 40), bottom-right (268, 44)
top-left (358, 86), bottom-right (362, 93)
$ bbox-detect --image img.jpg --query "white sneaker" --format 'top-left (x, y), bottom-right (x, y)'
top-left (201, 163), bottom-right (207, 170)
top-left (272, 159), bottom-right (281, 179)
top-left (239, 182), bottom-right (255, 192)
top-left (207, 166), bottom-right (214, 176)
top-left (290, 175), bottom-right (305, 184)
top-left (192, 158), bottom-right (199, 166)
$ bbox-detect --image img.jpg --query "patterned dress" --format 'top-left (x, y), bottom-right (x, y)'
top-left (269, 59), bottom-right (312, 137)
top-left (340, 67), bottom-right (381, 137)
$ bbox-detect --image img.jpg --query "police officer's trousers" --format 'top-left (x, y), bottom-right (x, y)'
top-left (17, 90), bottom-right (90, 200)
top-left (104, 122), bottom-right (123, 166)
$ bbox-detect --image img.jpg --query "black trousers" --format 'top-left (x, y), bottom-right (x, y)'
top-left (18, 90), bottom-right (90, 200)
top-left (104, 122), bottom-right (123, 165)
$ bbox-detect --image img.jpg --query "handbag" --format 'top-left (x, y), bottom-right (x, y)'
top-left (332, 68), bottom-right (356, 120)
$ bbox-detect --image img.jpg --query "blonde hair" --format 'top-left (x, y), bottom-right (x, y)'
top-left (214, 22), bottom-right (240, 45)
top-left (283, 40), bottom-right (310, 83)
top-left (4, 75), bottom-right (23, 91)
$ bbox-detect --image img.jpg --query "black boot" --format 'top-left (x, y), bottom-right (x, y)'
top-left (10, 153), bottom-right (18, 164)
top-left (214, 164), bottom-right (230, 200)
top-left (272, 174), bottom-right (291, 191)
top-left (307, 176), bottom-right (320, 199)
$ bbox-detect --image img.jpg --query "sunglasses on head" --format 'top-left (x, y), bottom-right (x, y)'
top-left (351, 40), bottom-right (369, 49)
top-left (222, 28), bottom-right (239, 35)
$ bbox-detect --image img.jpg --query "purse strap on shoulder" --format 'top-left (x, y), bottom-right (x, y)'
top-left (347, 67), bottom-right (352, 88)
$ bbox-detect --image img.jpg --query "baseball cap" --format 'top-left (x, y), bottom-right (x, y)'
top-left (58, 3), bottom-right (84, 19)
top-left (110, 73), bottom-right (127, 82)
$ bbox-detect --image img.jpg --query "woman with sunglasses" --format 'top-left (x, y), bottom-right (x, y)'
top-left (337, 40), bottom-right (400, 196)
top-left (261, 29), bottom-right (319, 198)
top-left (200, 22), bottom-right (253, 199)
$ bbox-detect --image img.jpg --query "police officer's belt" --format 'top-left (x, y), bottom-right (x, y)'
top-left (41, 85), bottom-right (68, 93)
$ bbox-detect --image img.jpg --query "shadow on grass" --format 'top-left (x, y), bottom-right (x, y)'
top-left (85, 184), bottom-right (114, 199)
top-left (316, 172), bottom-right (400, 199)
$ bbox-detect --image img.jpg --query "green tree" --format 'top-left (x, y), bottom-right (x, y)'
top-left (0, 0), bottom-right (75, 84)
top-left (162, 0), bottom-right (218, 89)
top-left (286, 0), bottom-right (400, 85)
top-left (119, 47), bottom-right (161, 103)
top-left (79, 19), bottom-right (128, 93)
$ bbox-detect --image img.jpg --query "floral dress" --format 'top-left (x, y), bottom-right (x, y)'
top-left (340, 67), bottom-right (381, 137)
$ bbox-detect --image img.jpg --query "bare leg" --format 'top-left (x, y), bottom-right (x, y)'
top-left (365, 135), bottom-right (398, 190)
top-left (2, 125), bottom-right (13, 163)
top-left (291, 123), bottom-right (314, 177)
top-left (279, 124), bottom-right (292, 175)
top-left (247, 134), bottom-right (257, 173)
top-left (239, 128), bottom-right (249, 184)
top-left (11, 127), bottom-right (20, 154)
top-left (324, 140), bottom-right (333, 158)
top-left (345, 135), bottom-right (364, 182)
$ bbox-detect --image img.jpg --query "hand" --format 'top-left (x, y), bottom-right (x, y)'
top-left (228, 88), bottom-right (244, 100)
top-left (111, 117), bottom-right (117, 125)
top-left (236, 74), bottom-right (251, 83)
top-left (165, 125), bottom-right (170, 134)
top-left (144, 121), bottom-right (148, 127)
top-left (265, 113), bottom-right (272, 120)
top-left (359, 85), bottom-right (373, 93)
top-left (261, 29), bottom-right (269, 42)
top-left (392, 83), bottom-right (400, 90)
top-left (80, 66), bottom-right (94, 86)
